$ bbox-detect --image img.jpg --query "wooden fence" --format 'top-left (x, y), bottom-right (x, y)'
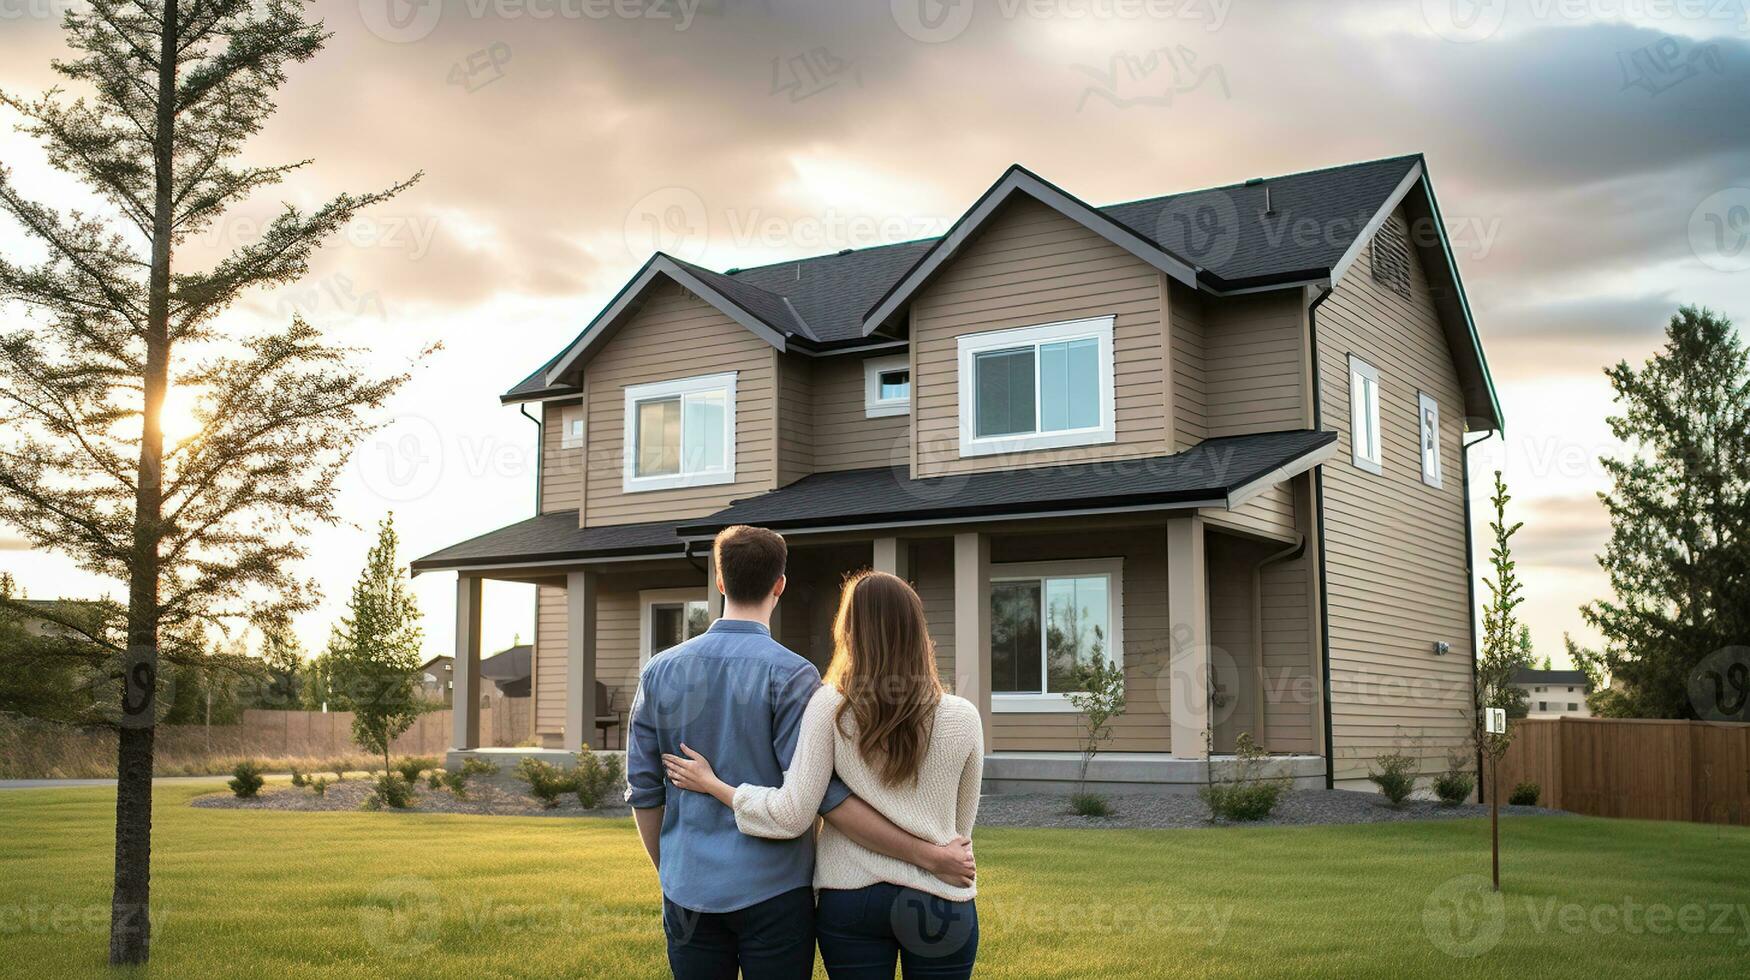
top-left (158, 699), bottom-right (532, 760)
top-left (1496, 717), bottom-right (1750, 825)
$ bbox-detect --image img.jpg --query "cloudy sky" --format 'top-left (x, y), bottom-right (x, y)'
top-left (2, 0), bottom-right (1747, 667)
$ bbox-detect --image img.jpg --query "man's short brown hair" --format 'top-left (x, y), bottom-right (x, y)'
top-left (713, 525), bottom-right (787, 605)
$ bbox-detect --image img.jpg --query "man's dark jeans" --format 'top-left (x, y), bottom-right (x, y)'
top-left (816, 883), bottom-right (979, 979)
top-left (663, 885), bottom-right (816, 980)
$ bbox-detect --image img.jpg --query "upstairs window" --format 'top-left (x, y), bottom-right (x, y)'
top-left (1418, 392), bottom-right (1442, 488)
top-left (622, 372), bottom-right (736, 493)
top-left (1349, 355), bottom-right (1382, 475)
top-left (863, 354), bottom-right (911, 418)
top-left (957, 316), bottom-right (1115, 457)
top-left (560, 404), bottom-right (584, 449)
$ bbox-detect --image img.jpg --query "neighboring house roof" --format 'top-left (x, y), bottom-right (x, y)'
top-left (481, 644), bottom-right (532, 683)
top-left (410, 514), bottom-right (685, 574)
top-left (417, 654), bottom-right (453, 674)
top-left (504, 154), bottom-right (1500, 429)
top-left (1512, 667), bottom-right (1591, 688)
top-left (674, 429), bottom-right (1338, 538)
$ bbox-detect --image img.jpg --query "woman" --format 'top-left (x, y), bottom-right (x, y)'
top-left (663, 569), bottom-right (984, 979)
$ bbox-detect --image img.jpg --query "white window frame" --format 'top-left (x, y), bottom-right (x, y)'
top-left (863, 354), bottom-right (912, 418)
top-left (559, 403), bottom-right (585, 449)
top-left (1348, 355), bottom-right (1383, 475)
top-left (639, 587), bottom-right (711, 665)
top-left (1417, 391), bottom-right (1442, 489)
top-left (621, 371), bottom-right (737, 494)
top-left (988, 557), bottom-right (1124, 713)
top-left (956, 315), bottom-right (1117, 458)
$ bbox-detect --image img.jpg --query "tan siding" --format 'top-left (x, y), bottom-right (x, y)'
top-left (582, 282), bottom-right (777, 526)
top-left (985, 529), bottom-right (1171, 753)
top-left (1170, 282), bottom-right (1207, 448)
top-left (912, 538), bottom-right (956, 686)
top-left (911, 198), bottom-right (1171, 477)
top-left (1319, 204), bottom-right (1475, 784)
top-left (534, 586), bottom-right (567, 738)
top-left (540, 399), bottom-right (583, 514)
top-left (1203, 483), bottom-right (1298, 540)
top-left (812, 355), bottom-right (910, 472)
top-left (1260, 554), bottom-right (1316, 753)
top-left (1204, 291), bottom-right (1306, 438)
top-left (1208, 544), bottom-right (1257, 754)
top-left (775, 352), bottom-right (814, 486)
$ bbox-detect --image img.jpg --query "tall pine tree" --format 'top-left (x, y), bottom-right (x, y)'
top-left (1573, 306), bottom-right (1750, 718)
top-left (0, 2), bottom-right (417, 962)
top-left (326, 514), bottom-right (426, 774)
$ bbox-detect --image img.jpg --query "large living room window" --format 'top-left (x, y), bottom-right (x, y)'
top-left (622, 372), bottom-right (736, 493)
top-left (989, 558), bottom-right (1123, 712)
top-left (956, 315), bottom-right (1116, 457)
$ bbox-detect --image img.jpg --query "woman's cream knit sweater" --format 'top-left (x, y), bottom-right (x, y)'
top-left (731, 684), bottom-right (984, 901)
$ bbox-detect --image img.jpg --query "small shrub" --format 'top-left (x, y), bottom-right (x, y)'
top-left (438, 758), bottom-right (500, 800)
top-left (460, 758), bottom-right (499, 778)
top-left (1509, 781), bottom-right (1541, 807)
top-left (574, 746), bottom-right (624, 809)
top-left (427, 771), bottom-right (443, 790)
top-left (515, 757), bottom-right (577, 808)
top-left (309, 777), bottom-right (329, 797)
top-left (228, 761), bottom-right (265, 799)
top-left (1200, 732), bottom-right (1290, 822)
top-left (1368, 750), bottom-right (1418, 808)
top-left (372, 772), bottom-right (415, 809)
top-left (1068, 792), bottom-right (1112, 817)
top-left (394, 756), bottom-right (437, 784)
top-left (1434, 768), bottom-right (1475, 806)
top-left (290, 768), bottom-right (305, 788)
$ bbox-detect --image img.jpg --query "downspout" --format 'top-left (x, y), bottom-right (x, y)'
top-left (521, 403), bottom-right (542, 515)
top-left (1251, 536), bottom-right (1306, 748)
top-left (1463, 429), bottom-right (1492, 801)
top-left (1306, 284), bottom-right (1337, 789)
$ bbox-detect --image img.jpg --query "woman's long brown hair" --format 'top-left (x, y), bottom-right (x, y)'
top-left (822, 570), bottom-right (943, 787)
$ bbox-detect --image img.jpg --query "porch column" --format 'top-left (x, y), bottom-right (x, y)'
top-left (872, 536), bottom-right (910, 580)
top-left (705, 548), bottom-right (724, 620)
top-left (1167, 516), bottom-right (1211, 759)
top-left (452, 574), bottom-right (483, 751)
top-left (952, 532), bottom-right (992, 744)
top-left (564, 569), bottom-right (599, 752)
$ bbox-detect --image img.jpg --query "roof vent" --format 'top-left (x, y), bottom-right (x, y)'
top-left (726, 267), bottom-right (740, 275)
top-left (837, 248), bottom-right (853, 256)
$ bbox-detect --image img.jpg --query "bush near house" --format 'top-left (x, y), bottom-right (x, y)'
top-left (1200, 733), bottom-right (1289, 822)
top-left (574, 746), bottom-right (624, 810)
top-left (393, 756), bottom-right (437, 784)
top-left (1368, 750), bottom-right (1419, 808)
top-left (1510, 781), bottom-right (1541, 806)
top-left (515, 757), bottom-right (576, 808)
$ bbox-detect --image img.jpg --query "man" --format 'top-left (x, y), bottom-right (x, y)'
top-left (626, 525), bottom-right (975, 979)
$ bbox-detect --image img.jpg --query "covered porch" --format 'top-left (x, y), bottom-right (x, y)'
top-left (415, 431), bottom-right (1336, 789)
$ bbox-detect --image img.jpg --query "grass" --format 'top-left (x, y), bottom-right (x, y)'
top-left (1, 782), bottom-right (1746, 978)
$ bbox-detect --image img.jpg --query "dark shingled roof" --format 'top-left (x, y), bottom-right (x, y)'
top-left (675, 430), bottom-right (1336, 536)
top-left (505, 155), bottom-right (1425, 401)
top-left (410, 513), bottom-right (684, 572)
top-left (1512, 667), bottom-right (1591, 688)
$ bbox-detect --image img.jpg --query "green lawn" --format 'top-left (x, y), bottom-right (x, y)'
top-left (1, 782), bottom-right (1746, 978)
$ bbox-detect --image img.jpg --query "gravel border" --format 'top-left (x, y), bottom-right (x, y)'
top-left (976, 789), bottom-right (1565, 829)
top-left (190, 772), bottom-right (631, 818)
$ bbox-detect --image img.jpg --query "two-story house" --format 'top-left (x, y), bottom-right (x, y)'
top-left (414, 154), bottom-right (1502, 792)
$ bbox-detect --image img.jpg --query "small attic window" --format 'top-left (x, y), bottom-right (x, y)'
top-left (1370, 215), bottom-right (1412, 300)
